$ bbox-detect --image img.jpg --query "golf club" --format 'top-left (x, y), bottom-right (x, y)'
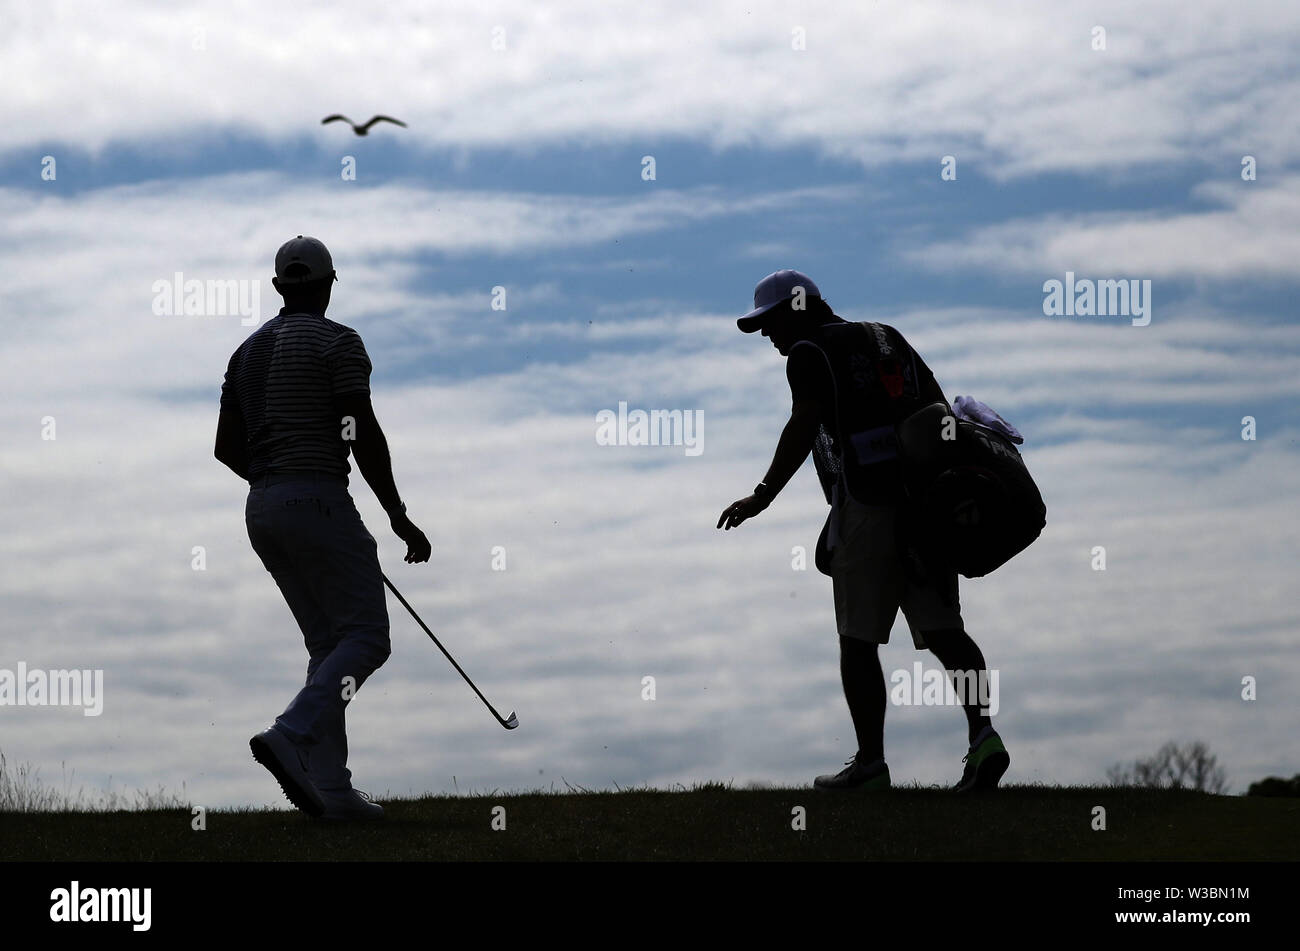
top-left (381, 573), bottom-right (519, 730)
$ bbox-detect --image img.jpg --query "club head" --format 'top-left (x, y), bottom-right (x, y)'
top-left (502, 712), bottom-right (519, 730)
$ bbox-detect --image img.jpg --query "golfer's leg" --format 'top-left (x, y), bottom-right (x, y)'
top-left (293, 594), bottom-right (352, 791)
top-left (268, 582), bottom-right (355, 790)
top-left (247, 483), bottom-right (337, 734)
top-left (268, 571), bottom-right (338, 742)
top-left (277, 484), bottom-right (391, 781)
top-left (308, 703), bottom-right (351, 792)
top-left (301, 629), bottom-right (352, 792)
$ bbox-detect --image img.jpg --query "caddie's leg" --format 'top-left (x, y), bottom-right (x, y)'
top-left (924, 627), bottom-right (992, 743)
top-left (839, 636), bottom-right (886, 763)
top-left (831, 497), bottom-right (903, 762)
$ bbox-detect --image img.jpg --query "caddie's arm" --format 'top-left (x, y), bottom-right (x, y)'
top-left (717, 399), bottom-right (821, 530)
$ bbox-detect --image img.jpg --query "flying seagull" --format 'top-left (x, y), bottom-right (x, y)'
top-left (321, 114), bottom-right (408, 136)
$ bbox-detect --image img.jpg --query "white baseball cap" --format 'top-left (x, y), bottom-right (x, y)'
top-left (275, 235), bottom-right (337, 284)
top-left (737, 269), bottom-right (821, 332)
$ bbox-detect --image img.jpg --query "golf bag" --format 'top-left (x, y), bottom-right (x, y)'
top-left (895, 400), bottom-right (1046, 578)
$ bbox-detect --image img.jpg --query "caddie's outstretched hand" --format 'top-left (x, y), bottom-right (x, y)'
top-left (717, 494), bottom-right (767, 530)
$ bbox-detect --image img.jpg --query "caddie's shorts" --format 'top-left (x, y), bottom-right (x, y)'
top-left (829, 494), bottom-right (962, 649)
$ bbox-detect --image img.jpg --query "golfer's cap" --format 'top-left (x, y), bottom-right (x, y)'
top-left (275, 235), bottom-right (337, 284)
top-left (737, 269), bottom-right (821, 332)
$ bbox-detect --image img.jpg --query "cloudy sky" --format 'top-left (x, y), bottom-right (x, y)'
top-left (2, 0), bottom-right (1297, 812)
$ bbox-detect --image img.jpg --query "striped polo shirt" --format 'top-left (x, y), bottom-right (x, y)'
top-left (220, 309), bottom-right (372, 481)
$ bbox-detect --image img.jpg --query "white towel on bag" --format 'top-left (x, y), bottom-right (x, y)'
top-left (952, 395), bottom-right (1024, 444)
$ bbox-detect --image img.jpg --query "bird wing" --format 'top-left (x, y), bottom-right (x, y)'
top-left (361, 115), bottom-right (408, 131)
top-left (321, 115), bottom-right (354, 126)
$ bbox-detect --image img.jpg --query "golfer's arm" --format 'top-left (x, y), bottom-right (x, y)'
top-left (758, 401), bottom-right (821, 500)
top-left (213, 410), bottom-right (250, 480)
top-left (337, 397), bottom-right (403, 514)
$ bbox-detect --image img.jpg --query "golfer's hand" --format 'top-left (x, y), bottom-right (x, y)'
top-left (717, 494), bottom-right (768, 530)
top-left (390, 513), bottom-right (432, 563)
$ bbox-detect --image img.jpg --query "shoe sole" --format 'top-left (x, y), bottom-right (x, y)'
top-left (250, 732), bottom-right (325, 817)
